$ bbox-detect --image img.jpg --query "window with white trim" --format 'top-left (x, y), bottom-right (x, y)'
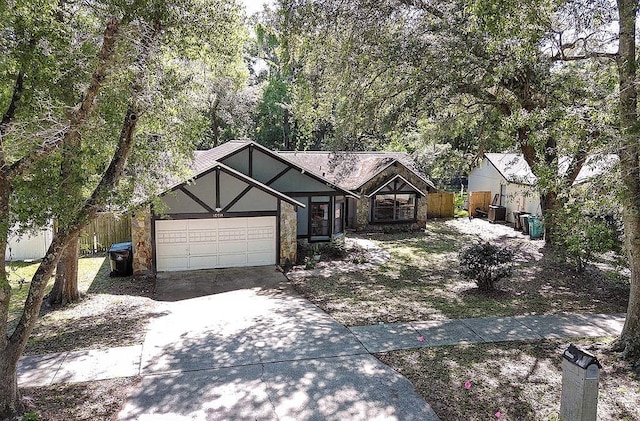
top-left (372, 193), bottom-right (416, 222)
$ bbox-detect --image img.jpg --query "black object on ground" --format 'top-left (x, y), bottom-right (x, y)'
top-left (109, 241), bottom-right (133, 277)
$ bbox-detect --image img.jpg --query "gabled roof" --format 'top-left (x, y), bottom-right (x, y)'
top-left (483, 153), bottom-right (618, 186)
top-left (277, 151), bottom-right (436, 192)
top-left (364, 174), bottom-right (427, 197)
top-left (162, 160), bottom-right (306, 209)
top-left (159, 139), bottom-right (358, 199)
top-left (484, 153), bottom-right (537, 185)
top-left (192, 140), bottom-right (250, 173)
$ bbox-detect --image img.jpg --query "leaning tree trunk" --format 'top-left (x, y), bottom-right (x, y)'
top-left (0, 345), bottom-right (22, 417)
top-left (0, 180), bottom-right (22, 417)
top-left (615, 0), bottom-right (640, 359)
top-left (49, 233), bottom-right (80, 305)
top-left (0, 18), bottom-right (124, 418)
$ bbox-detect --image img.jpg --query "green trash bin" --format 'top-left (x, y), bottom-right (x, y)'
top-left (528, 216), bottom-right (544, 239)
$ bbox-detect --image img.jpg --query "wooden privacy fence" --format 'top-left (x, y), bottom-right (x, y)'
top-left (427, 192), bottom-right (455, 218)
top-left (469, 191), bottom-right (492, 217)
top-left (79, 212), bottom-right (131, 255)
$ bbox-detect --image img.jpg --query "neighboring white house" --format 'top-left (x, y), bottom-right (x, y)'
top-left (468, 153), bottom-right (617, 223)
top-left (5, 225), bottom-right (53, 261)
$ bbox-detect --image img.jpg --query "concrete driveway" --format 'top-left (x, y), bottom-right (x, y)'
top-left (118, 266), bottom-right (439, 420)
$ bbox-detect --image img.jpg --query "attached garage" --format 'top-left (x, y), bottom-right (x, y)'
top-left (155, 217), bottom-right (276, 271)
top-left (144, 160), bottom-right (303, 273)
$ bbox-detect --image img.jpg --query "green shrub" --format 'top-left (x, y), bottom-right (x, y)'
top-left (321, 238), bottom-right (347, 259)
top-left (552, 204), bottom-right (621, 272)
top-left (458, 242), bottom-right (514, 292)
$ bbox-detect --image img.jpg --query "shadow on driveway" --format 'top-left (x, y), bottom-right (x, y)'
top-left (154, 265), bottom-right (286, 301)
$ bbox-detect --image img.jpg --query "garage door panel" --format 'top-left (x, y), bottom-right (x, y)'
top-left (247, 252), bottom-right (273, 266)
top-left (189, 255), bottom-right (219, 270)
top-left (188, 219), bottom-right (218, 230)
top-left (155, 216), bottom-right (276, 271)
top-left (188, 229), bottom-right (217, 243)
top-left (156, 219), bottom-right (188, 231)
top-left (218, 253), bottom-right (247, 267)
top-left (156, 244), bottom-right (189, 257)
top-left (218, 218), bottom-right (246, 228)
top-left (221, 241), bottom-right (248, 253)
top-left (189, 243), bottom-right (218, 256)
top-left (218, 228), bottom-right (246, 242)
top-left (156, 230), bottom-right (188, 245)
top-left (247, 239), bottom-right (273, 252)
top-left (157, 256), bottom-right (189, 272)
top-left (246, 217), bottom-right (273, 227)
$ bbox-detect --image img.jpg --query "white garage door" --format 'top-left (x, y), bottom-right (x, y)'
top-left (155, 217), bottom-right (276, 272)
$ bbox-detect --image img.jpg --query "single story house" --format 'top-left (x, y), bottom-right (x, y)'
top-left (278, 151), bottom-right (437, 231)
top-left (132, 140), bottom-right (437, 274)
top-left (468, 153), bottom-right (617, 223)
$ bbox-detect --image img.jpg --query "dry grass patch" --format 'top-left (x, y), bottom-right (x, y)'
top-left (7, 255), bottom-right (158, 355)
top-left (377, 338), bottom-right (640, 421)
top-left (21, 377), bottom-right (140, 421)
top-left (290, 219), bottom-right (629, 326)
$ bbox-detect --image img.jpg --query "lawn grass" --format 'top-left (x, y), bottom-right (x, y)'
top-left (7, 256), bottom-right (109, 324)
top-left (377, 338), bottom-right (640, 421)
top-left (289, 219), bottom-right (630, 326)
top-left (6, 255), bottom-right (157, 355)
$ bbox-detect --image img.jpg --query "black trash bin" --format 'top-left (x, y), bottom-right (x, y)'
top-left (109, 242), bottom-right (133, 277)
top-left (513, 211), bottom-right (524, 230)
top-left (488, 205), bottom-right (506, 222)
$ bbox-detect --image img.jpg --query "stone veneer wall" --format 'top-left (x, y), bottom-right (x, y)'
top-left (355, 163), bottom-right (432, 231)
top-left (280, 201), bottom-right (297, 266)
top-left (131, 206), bottom-right (153, 275)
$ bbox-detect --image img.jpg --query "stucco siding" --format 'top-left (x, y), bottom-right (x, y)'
top-left (161, 189), bottom-right (207, 214)
top-left (252, 149), bottom-right (288, 182)
top-left (229, 188), bottom-right (277, 212)
top-left (221, 148), bottom-right (250, 174)
top-left (183, 172), bottom-right (216, 209)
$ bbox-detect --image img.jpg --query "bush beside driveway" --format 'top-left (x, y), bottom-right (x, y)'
top-left (289, 219), bottom-right (637, 421)
top-left (289, 219), bottom-right (629, 326)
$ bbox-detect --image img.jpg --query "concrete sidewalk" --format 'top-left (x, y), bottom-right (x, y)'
top-left (18, 312), bottom-right (626, 388)
top-left (348, 313), bottom-right (626, 353)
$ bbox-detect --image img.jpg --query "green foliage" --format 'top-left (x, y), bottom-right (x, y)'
top-left (21, 412), bottom-right (39, 421)
top-left (458, 242), bottom-right (514, 292)
top-left (322, 237), bottom-right (347, 259)
top-left (553, 201), bottom-right (622, 272)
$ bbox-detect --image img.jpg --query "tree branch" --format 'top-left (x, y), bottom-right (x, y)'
top-left (0, 72), bottom-right (25, 139)
top-left (3, 17), bottom-right (121, 179)
top-left (7, 21), bottom-right (156, 359)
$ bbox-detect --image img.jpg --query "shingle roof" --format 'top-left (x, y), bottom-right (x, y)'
top-left (484, 153), bottom-right (618, 185)
top-left (192, 139), bottom-right (251, 174)
top-left (277, 151), bottom-right (436, 191)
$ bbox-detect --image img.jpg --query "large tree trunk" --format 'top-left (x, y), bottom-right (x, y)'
top-left (49, 234), bottom-right (80, 306)
top-left (615, 0), bottom-right (640, 359)
top-left (540, 190), bottom-right (558, 244)
top-left (0, 347), bottom-right (22, 417)
top-left (0, 179), bottom-right (20, 417)
top-left (0, 18), bottom-right (125, 418)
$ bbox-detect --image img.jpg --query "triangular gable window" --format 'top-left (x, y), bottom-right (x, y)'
top-left (367, 175), bottom-right (424, 223)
